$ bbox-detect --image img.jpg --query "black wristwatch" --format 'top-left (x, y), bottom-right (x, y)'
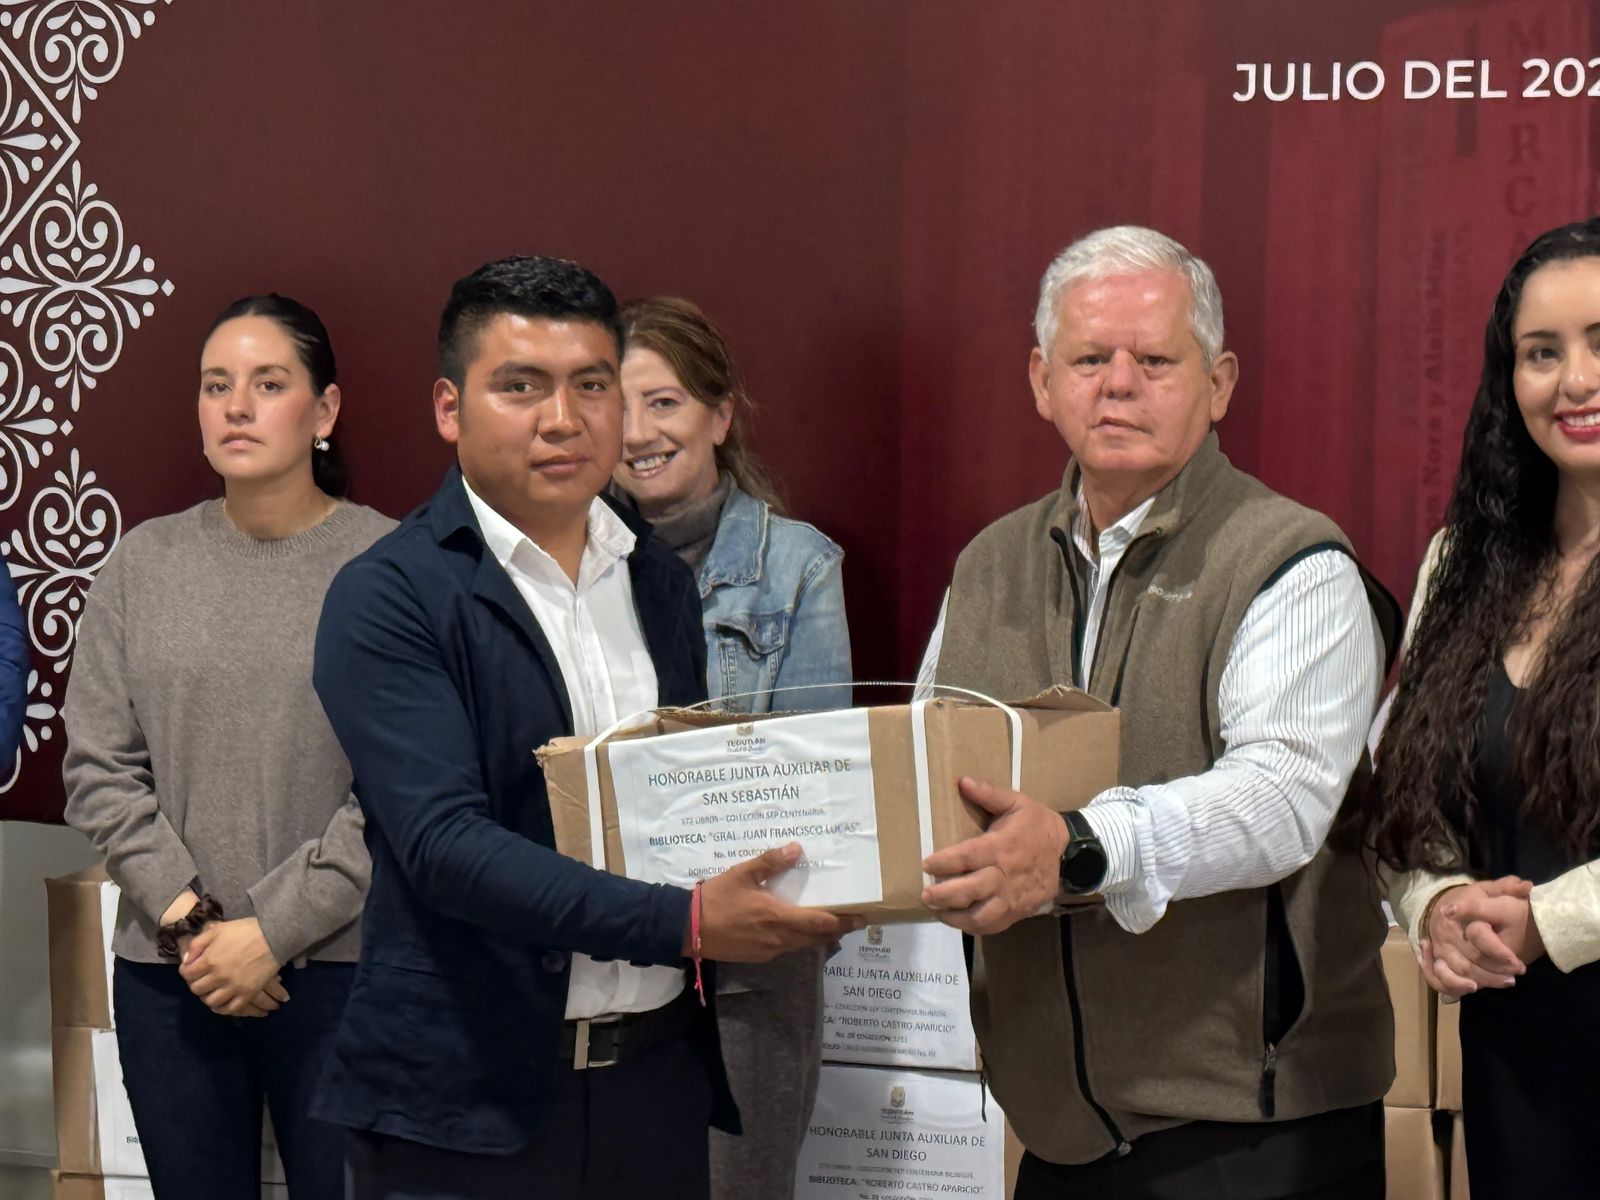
top-left (1059, 810), bottom-right (1108, 895)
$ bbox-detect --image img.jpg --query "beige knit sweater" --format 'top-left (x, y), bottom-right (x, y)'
top-left (62, 499), bottom-right (395, 965)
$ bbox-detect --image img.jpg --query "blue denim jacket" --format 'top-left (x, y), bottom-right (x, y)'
top-left (700, 483), bottom-right (852, 714)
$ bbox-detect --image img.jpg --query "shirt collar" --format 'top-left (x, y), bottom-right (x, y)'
top-left (1072, 485), bottom-right (1155, 559)
top-left (462, 477), bottom-right (637, 582)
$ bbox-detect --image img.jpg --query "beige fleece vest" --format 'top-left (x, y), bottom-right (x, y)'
top-left (938, 436), bottom-right (1397, 1165)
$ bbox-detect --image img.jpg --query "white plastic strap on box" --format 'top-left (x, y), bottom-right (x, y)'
top-left (909, 685), bottom-right (1022, 886)
top-left (581, 708), bottom-right (660, 869)
top-left (576, 682), bottom-right (1022, 882)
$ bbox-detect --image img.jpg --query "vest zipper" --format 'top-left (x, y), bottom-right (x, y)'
top-left (1260, 881), bottom-right (1302, 1120)
top-left (1260, 1042), bottom-right (1278, 1118)
top-left (1059, 916), bottom-right (1132, 1157)
top-left (1060, 521), bottom-right (1145, 1157)
top-left (1059, 537), bottom-right (1088, 684)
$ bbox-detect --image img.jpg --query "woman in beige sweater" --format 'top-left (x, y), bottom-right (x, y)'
top-left (1360, 220), bottom-right (1600, 1196)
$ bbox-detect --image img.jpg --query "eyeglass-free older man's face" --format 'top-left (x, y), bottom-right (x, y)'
top-left (1029, 269), bottom-right (1238, 515)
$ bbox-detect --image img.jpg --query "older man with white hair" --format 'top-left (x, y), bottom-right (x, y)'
top-left (916, 226), bottom-right (1400, 1199)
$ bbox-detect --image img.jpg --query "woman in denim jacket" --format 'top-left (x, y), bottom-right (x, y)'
top-left (615, 296), bottom-right (851, 1200)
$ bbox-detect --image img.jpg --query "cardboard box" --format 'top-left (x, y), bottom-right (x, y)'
top-left (52, 1027), bottom-right (143, 1177)
top-left (1448, 1113), bottom-right (1468, 1200)
top-left (1381, 925), bottom-right (1435, 1107)
top-left (53, 1177), bottom-right (287, 1200)
top-left (46, 865), bottom-right (120, 1029)
top-left (261, 1112), bottom-right (287, 1185)
top-left (823, 921), bottom-right (977, 1071)
top-left (1436, 997), bottom-right (1462, 1112)
top-left (794, 1064), bottom-right (1006, 1198)
top-left (539, 689), bottom-right (1119, 922)
top-left (52, 1175), bottom-right (152, 1200)
top-left (1385, 1106), bottom-right (1446, 1200)
top-left (53, 1025), bottom-right (286, 1182)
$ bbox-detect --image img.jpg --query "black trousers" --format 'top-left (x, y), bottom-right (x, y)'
top-left (1015, 1102), bottom-right (1385, 1200)
top-left (1459, 955), bottom-right (1600, 1199)
top-left (346, 1031), bottom-right (715, 1200)
top-left (113, 957), bottom-right (353, 1200)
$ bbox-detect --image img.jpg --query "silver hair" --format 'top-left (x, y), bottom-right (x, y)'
top-left (1033, 225), bottom-right (1225, 367)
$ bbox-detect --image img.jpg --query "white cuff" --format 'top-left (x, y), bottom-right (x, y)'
top-left (1530, 868), bottom-right (1600, 974)
top-left (1081, 791), bottom-right (1141, 895)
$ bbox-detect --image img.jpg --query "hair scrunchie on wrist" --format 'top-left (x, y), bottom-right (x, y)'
top-left (155, 893), bottom-right (224, 959)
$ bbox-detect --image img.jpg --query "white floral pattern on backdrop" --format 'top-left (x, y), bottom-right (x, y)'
top-left (0, 0), bottom-right (172, 796)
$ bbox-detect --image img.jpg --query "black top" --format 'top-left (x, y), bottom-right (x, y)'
top-left (1457, 661), bottom-right (1600, 1198)
top-left (1473, 662), bottom-right (1573, 884)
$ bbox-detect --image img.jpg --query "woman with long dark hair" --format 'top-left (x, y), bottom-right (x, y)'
top-left (62, 294), bottom-right (395, 1199)
top-left (613, 296), bottom-right (852, 1200)
top-left (1364, 219), bottom-right (1600, 1194)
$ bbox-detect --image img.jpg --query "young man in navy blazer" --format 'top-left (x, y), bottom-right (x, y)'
top-left (312, 256), bottom-right (857, 1199)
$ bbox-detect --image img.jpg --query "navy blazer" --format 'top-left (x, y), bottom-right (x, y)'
top-left (0, 557), bottom-right (27, 761)
top-left (310, 466), bottom-right (735, 1153)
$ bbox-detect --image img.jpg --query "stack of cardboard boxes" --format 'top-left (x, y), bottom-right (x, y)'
top-left (45, 865), bottom-right (287, 1199)
top-left (799, 920), bottom-right (1468, 1200)
top-left (47, 864), bottom-right (146, 1198)
top-left (797, 920), bottom-right (1016, 1198)
top-left (798, 912), bottom-right (1478, 1200)
top-left (1437, 990), bottom-right (1467, 1199)
top-left (1382, 924), bottom-right (1470, 1200)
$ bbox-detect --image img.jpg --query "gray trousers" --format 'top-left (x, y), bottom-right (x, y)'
top-left (709, 947), bottom-right (825, 1200)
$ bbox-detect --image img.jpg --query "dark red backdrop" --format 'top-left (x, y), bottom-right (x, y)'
top-left (2, 0), bottom-right (1593, 820)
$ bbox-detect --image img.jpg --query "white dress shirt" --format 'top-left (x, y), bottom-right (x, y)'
top-left (917, 492), bottom-right (1382, 934)
top-left (464, 480), bottom-right (684, 1018)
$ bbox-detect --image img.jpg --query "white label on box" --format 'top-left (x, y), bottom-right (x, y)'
top-left (101, 879), bottom-right (120, 1028)
top-left (795, 1064), bottom-right (1005, 1199)
top-left (262, 1111), bottom-right (286, 1184)
top-left (824, 922), bottom-right (976, 1070)
top-left (90, 1029), bottom-right (147, 1177)
top-left (608, 709), bottom-right (882, 907)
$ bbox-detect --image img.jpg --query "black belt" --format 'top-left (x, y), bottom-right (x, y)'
top-left (559, 987), bottom-right (698, 1071)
